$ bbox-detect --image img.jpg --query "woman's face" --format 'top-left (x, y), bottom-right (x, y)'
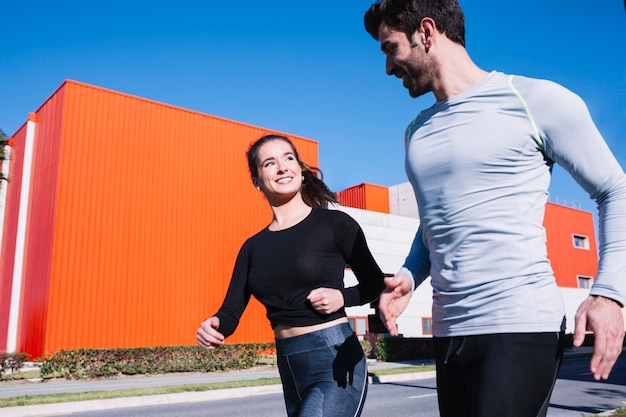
top-left (254, 139), bottom-right (303, 201)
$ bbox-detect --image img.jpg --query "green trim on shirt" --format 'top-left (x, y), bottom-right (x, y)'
top-left (508, 75), bottom-right (544, 151)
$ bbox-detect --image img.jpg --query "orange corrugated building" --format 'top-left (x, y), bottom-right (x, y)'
top-left (337, 183), bottom-right (390, 215)
top-left (544, 202), bottom-right (598, 288)
top-left (0, 80), bottom-right (318, 358)
top-left (1, 80), bottom-right (603, 358)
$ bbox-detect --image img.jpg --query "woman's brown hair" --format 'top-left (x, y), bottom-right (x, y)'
top-left (246, 134), bottom-right (339, 208)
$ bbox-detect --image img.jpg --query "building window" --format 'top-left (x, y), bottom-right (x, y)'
top-left (572, 234), bottom-right (589, 250)
top-left (422, 317), bottom-right (433, 336)
top-left (577, 276), bottom-right (593, 289)
top-left (348, 317), bottom-right (368, 337)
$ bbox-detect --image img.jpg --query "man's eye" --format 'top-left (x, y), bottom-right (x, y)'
top-left (384, 45), bottom-right (397, 55)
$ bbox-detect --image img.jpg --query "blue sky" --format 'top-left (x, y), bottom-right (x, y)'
top-left (1, 1), bottom-right (625, 219)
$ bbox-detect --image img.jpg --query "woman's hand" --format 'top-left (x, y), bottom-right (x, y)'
top-left (196, 316), bottom-right (225, 349)
top-left (307, 288), bottom-right (345, 315)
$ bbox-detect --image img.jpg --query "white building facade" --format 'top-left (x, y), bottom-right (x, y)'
top-left (343, 182), bottom-right (595, 338)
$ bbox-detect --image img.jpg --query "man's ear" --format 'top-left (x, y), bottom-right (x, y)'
top-left (419, 17), bottom-right (437, 51)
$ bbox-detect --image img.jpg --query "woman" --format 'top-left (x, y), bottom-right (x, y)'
top-left (197, 134), bottom-right (386, 417)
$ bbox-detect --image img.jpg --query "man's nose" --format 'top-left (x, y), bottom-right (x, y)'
top-left (385, 57), bottom-right (396, 76)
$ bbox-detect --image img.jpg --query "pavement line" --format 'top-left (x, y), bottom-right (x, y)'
top-left (408, 393), bottom-right (437, 399)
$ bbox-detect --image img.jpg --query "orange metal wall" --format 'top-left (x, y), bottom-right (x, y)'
top-left (9, 80), bottom-right (319, 357)
top-left (544, 202), bottom-right (598, 288)
top-left (338, 183), bottom-right (390, 214)
top-left (0, 124), bottom-right (27, 349)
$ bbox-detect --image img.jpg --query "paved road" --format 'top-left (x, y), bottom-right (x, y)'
top-left (2, 348), bottom-right (624, 417)
top-left (548, 355), bottom-right (626, 416)
top-left (5, 357), bottom-right (624, 417)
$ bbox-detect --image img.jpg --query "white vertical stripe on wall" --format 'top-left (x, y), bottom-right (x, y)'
top-left (6, 120), bottom-right (36, 352)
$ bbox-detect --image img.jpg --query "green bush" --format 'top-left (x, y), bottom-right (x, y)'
top-left (0, 130), bottom-right (11, 185)
top-left (375, 338), bottom-right (388, 362)
top-left (39, 344), bottom-right (275, 380)
top-left (0, 352), bottom-right (29, 379)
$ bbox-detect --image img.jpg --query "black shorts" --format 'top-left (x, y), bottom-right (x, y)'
top-left (434, 331), bottom-right (565, 417)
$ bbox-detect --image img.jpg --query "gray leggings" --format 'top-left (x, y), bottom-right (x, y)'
top-left (275, 322), bottom-right (368, 417)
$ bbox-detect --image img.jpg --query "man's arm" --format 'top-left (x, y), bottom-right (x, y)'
top-left (528, 78), bottom-right (626, 378)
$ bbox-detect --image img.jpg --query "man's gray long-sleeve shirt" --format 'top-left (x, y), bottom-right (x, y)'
top-left (403, 71), bottom-right (626, 337)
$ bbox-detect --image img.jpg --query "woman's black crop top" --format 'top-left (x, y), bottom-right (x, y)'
top-left (214, 208), bottom-right (386, 337)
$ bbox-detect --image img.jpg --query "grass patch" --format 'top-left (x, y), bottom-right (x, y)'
top-left (368, 365), bottom-right (436, 376)
top-left (255, 356), bottom-right (277, 366)
top-left (0, 369), bottom-right (40, 381)
top-left (0, 377), bottom-right (282, 408)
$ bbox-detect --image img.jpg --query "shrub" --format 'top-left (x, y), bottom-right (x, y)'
top-left (39, 344), bottom-right (275, 380)
top-left (0, 130), bottom-right (12, 185)
top-left (375, 338), bottom-right (388, 362)
top-left (0, 352), bottom-right (30, 379)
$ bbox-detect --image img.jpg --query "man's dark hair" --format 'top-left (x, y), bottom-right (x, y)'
top-left (364, 0), bottom-right (466, 47)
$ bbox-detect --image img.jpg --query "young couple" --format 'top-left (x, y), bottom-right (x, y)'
top-left (199, 1), bottom-right (626, 416)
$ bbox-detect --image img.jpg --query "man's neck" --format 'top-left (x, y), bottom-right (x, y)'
top-left (431, 43), bottom-right (489, 102)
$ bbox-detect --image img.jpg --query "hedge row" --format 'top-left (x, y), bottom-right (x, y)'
top-left (39, 343), bottom-right (275, 380)
top-left (8, 333), bottom-right (601, 381)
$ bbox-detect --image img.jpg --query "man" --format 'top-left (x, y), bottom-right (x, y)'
top-left (363, 1), bottom-right (626, 416)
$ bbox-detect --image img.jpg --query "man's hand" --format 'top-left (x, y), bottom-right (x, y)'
top-left (573, 295), bottom-right (625, 380)
top-left (378, 273), bottom-right (413, 336)
top-left (307, 288), bottom-right (344, 315)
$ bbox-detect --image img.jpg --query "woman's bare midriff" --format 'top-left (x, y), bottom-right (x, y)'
top-left (273, 317), bottom-right (348, 339)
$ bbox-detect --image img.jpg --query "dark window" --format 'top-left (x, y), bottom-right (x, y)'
top-left (573, 234), bottom-right (589, 249)
top-left (577, 276), bottom-right (592, 289)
